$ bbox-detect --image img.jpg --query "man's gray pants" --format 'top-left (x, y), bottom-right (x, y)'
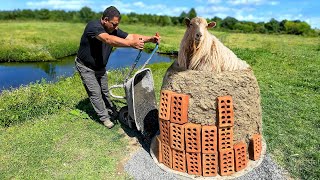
top-left (75, 58), bottom-right (115, 122)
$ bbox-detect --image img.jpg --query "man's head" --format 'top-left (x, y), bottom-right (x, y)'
top-left (102, 6), bottom-right (121, 33)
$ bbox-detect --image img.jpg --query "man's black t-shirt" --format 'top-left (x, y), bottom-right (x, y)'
top-left (77, 20), bottom-right (128, 70)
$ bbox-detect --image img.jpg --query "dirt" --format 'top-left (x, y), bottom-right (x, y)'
top-left (161, 62), bottom-right (262, 143)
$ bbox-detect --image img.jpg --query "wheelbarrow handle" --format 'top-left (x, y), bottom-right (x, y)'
top-left (140, 43), bottom-right (159, 70)
top-left (109, 84), bottom-right (126, 99)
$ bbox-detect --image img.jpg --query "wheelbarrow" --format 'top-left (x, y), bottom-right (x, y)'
top-left (109, 43), bottom-right (159, 136)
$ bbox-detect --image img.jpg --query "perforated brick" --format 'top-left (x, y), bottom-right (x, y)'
top-left (172, 149), bottom-right (186, 172)
top-left (170, 123), bottom-right (185, 151)
top-left (159, 118), bottom-right (170, 145)
top-left (170, 93), bottom-right (189, 124)
top-left (185, 123), bottom-right (202, 153)
top-left (250, 134), bottom-right (262, 161)
top-left (219, 149), bottom-right (235, 176)
top-left (162, 143), bottom-right (172, 168)
top-left (159, 90), bottom-right (174, 120)
top-left (186, 152), bottom-right (202, 175)
top-left (202, 125), bottom-right (218, 153)
top-left (234, 142), bottom-right (247, 172)
top-left (156, 136), bottom-right (162, 163)
top-left (218, 127), bottom-right (234, 151)
top-left (217, 96), bottom-right (234, 127)
top-left (202, 152), bottom-right (218, 177)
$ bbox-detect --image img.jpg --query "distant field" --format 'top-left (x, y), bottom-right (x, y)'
top-left (0, 21), bottom-right (319, 179)
top-left (0, 21), bottom-right (183, 62)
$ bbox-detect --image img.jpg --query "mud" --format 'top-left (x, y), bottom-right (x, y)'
top-left (161, 62), bottom-right (262, 143)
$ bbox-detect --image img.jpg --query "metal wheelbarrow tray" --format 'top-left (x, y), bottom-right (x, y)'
top-left (109, 44), bottom-right (159, 136)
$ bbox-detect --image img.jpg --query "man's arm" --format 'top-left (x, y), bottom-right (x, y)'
top-left (126, 33), bottom-right (160, 43)
top-left (96, 33), bottom-right (144, 49)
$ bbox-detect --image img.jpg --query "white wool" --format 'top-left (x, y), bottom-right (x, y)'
top-left (178, 17), bottom-right (250, 73)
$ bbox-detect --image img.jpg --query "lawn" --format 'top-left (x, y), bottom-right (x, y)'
top-left (0, 21), bottom-right (319, 179)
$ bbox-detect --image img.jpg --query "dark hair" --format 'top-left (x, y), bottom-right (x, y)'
top-left (102, 6), bottom-right (121, 20)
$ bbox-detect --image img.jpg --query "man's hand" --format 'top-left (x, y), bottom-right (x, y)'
top-left (151, 32), bottom-right (161, 44)
top-left (130, 38), bottom-right (144, 50)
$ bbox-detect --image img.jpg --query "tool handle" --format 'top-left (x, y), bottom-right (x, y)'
top-left (140, 43), bottom-right (159, 70)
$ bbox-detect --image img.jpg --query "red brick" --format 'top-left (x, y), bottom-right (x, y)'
top-left (202, 152), bottom-right (218, 177)
top-left (159, 90), bottom-right (174, 120)
top-left (162, 143), bottom-right (172, 168)
top-left (185, 123), bottom-right (202, 153)
top-left (234, 142), bottom-right (247, 172)
top-left (172, 149), bottom-right (186, 172)
top-left (170, 123), bottom-right (185, 151)
top-left (202, 125), bottom-right (218, 153)
top-left (186, 152), bottom-right (202, 175)
top-left (219, 149), bottom-right (235, 176)
top-left (170, 93), bottom-right (189, 124)
top-left (217, 96), bottom-right (234, 127)
top-left (250, 134), bottom-right (262, 161)
top-left (156, 136), bottom-right (162, 163)
top-left (159, 118), bottom-right (170, 145)
top-left (218, 127), bottom-right (234, 151)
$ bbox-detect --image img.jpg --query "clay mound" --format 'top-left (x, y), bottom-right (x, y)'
top-left (161, 62), bottom-right (262, 143)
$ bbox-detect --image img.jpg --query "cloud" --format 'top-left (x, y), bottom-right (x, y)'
top-left (208, 0), bottom-right (222, 4)
top-left (26, 0), bottom-right (93, 10)
top-left (227, 0), bottom-right (279, 6)
top-left (101, 1), bottom-right (188, 16)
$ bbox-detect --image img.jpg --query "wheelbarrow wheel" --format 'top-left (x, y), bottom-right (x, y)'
top-left (119, 106), bottom-right (136, 129)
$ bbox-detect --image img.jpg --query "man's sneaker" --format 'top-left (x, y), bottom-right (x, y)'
top-left (103, 119), bottom-right (114, 129)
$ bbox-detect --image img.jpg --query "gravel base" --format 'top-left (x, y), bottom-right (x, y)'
top-left (124, 148), bottom-right (289, 180)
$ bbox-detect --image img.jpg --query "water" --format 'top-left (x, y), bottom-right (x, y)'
top-left (0, 48), bottom-right (175, 92)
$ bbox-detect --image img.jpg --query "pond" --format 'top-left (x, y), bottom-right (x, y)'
top-left (0, 48), bottom-right (175, 92)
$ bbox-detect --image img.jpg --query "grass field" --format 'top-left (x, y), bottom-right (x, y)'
top-left (0, 21), bottom-right (319, 179)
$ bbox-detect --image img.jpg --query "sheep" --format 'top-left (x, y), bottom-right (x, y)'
top-left (177, 17), bottom-right (250, 73)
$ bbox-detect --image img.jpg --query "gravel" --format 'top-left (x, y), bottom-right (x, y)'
top-left (124, 147), bottom-right (289, 180)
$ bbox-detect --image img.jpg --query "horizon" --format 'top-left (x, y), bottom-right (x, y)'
top-left (2, 0), bottom-right (320, 29)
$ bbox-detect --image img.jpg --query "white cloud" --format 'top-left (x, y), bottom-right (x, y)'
top-left (227, 0), bottom-right (279, 6)
top-left (101, 1), bottom-right (188, 16)
top-left (208, 0), bottom-right (222, 4)
top-left (27, 0), bottom-right (93, 10)
top-left (305, 17), bottom-right (320, 29)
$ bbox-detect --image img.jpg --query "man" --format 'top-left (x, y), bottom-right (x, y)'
top-left (75, 6), bottom-right (160, 129)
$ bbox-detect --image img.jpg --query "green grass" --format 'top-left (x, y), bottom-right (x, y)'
top-left (0, 110), bottom-right (132, 179)
top-left (0, 22), bottom-right (182, 62)
top-left (1, 21), bottom-right (320, 179)
top-left (0, 21), bottom-right (84, 61)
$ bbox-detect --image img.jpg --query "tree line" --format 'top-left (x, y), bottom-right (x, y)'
top-left (0, 7), bottom-right (318, 36)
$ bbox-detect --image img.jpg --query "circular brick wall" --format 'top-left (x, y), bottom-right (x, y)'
top-left (153, 62), bottom-right (265, 177)
top-left (161, 62), bottom-right (262, 144)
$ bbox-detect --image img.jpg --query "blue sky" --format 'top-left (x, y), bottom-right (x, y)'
top-left (2, 0), bottom-right (320, 28)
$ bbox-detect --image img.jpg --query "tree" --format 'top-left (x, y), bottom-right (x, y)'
top-left (121, 14), bottom-right (130, 23)
top-left (221, 16), bottom-right (238, 30)
top-left (178, 11), bottom-right (188, 24)
top-left (284, 20), bottom-right (312, 35)
top-left (36, 9), bottom-right (50, 20)
top-left (78, 6), bottom-right (95, 23)
top-left (187, 8), bottom-right (197, 19)
top-left (211, 16), bottom-right (222, 28)
top-left (234, 22), bottom-right (254, 33)
top-left (158, 15), bottom-right (172, 26)
top-left (265, 18), bottom-right (280, 33)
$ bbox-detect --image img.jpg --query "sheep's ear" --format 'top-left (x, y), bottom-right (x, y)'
top-left (208, 21), bottom-right (216, 28)
top-left (185, 18), bottom-right (191, 27)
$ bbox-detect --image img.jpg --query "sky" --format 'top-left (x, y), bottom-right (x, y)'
top-left (1, 0), bottom-right (320, 28)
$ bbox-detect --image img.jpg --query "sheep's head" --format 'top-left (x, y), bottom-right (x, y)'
top-left (184, 17), bottom-right (216, 49)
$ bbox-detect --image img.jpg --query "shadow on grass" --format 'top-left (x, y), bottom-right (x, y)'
top-left (75, 98), bottom-right (159, 153)
top-left (117, 109), bottom-right (160, 153)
